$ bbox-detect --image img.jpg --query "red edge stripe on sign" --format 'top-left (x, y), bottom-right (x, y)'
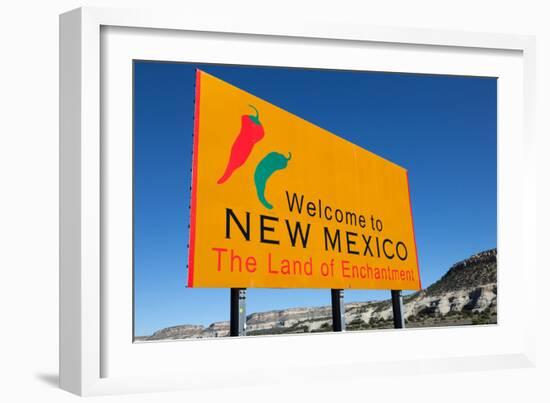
top-left (406, 171), bottom-right (422, 290)
top-left (187, 69), bottom-right (201, 288)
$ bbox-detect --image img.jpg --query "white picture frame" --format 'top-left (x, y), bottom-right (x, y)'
top-left (60, 6), bottom-right (537, 396)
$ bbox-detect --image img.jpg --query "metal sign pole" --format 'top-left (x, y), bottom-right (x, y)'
top-left (331, 289), bottom-right (346, 331)
top-left (391, 290), bottom-right (405, 329)
top-left (230, 288), bottom-right (247, 336)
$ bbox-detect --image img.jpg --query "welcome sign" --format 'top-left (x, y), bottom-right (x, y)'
top-left (188, 70), bottom-right (421, 290)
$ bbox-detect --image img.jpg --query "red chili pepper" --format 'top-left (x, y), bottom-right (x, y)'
top-left (217, 105), bottom-right (265, 184)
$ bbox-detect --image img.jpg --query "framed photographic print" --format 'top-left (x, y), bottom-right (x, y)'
top-left (59, 6), bottom-right (537, 396)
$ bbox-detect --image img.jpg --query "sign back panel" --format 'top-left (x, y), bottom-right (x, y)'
top-left (188, 70), bottom-right (421, 290)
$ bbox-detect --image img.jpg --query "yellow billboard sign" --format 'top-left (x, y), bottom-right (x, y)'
top-left (188, 70), bottom-right (421, 290)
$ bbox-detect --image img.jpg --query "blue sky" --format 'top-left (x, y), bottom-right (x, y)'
top-left (133, 61), bottom-right (496, 336)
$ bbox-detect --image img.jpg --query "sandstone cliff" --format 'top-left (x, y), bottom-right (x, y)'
top-left (140, 249), bottom-right (497, 340)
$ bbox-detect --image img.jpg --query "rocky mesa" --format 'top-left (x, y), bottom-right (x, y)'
top-left (138, 248), bottom-right (497, 341)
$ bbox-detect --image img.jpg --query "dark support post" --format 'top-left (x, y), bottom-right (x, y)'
top-left (331, 289), bottom-right (346, 332)
top-left (391, 290), bottom-right (405, 329)
top-left (230, 288), bottom-right (247, 336)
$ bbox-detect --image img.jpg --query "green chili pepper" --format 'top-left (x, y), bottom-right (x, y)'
top-left (254, 151), bottom-right (292, 209)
